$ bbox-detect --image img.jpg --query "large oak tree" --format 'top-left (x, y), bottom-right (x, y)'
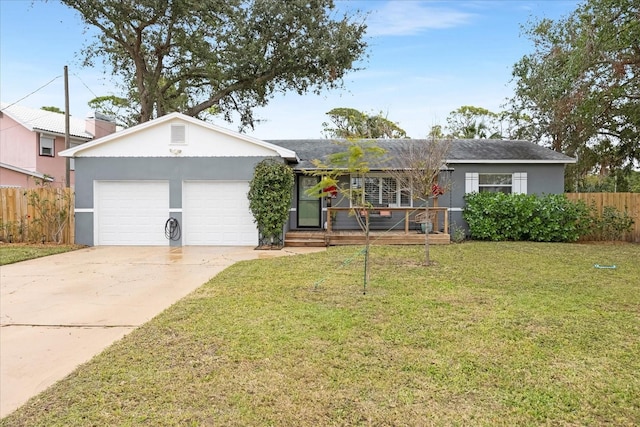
top-left (508, 0), bottom-right (639, 189)
top-left (63, 0), bottom-right (368, 127)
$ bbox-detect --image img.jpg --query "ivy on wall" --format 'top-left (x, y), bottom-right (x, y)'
top-left (248, 159), bottom-right (295, 247)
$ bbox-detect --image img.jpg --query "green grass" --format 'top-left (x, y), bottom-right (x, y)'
top-left (3, 242), bottom-right (639, 426)
top-left (0, 244), bottom-right (83, 265)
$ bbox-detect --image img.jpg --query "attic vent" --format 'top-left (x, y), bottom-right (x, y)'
top-left (171, 124), bottom-right (186, 145)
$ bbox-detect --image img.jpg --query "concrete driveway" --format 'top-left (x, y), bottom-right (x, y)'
top-left (0, 245), bottom-right (323, 417)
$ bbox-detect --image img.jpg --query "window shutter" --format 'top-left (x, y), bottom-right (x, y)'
top-left (465, 172), bottom-right (479, 193)
top-left (513, 172), bottom-right (527, 194)
top-left (171, 124), bottom-right (186, 144)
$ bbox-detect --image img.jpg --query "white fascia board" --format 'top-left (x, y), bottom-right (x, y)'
top-left (186, 117), bottom-right (299, 161)
top-left (446, 159), bottom-right (577, 164)
top-left (60, 112), bottom-right (299, 161)
top-left (0, 108), bottom-right (34, 132)
top-left (38, 130), bottom-right (91, 143)
top-left (0, 163), bottom-right (54, 181)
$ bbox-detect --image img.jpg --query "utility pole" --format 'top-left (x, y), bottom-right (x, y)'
top-left (64, 65), bottom-right (71, 188)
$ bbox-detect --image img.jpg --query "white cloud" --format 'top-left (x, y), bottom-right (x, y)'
top-left (365, 1), bottom-right (474, 36)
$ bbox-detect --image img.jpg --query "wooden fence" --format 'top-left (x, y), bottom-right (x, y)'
top-left (565, 193), bottom-right (640, 243)
top-left (1, 188), bottom-right (637, 244)
top-left (0, 187), bottom-right (75, 244)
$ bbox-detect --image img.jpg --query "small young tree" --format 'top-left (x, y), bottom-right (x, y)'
top-left (248, 159), bottom-right (295, 249)
top-left (307, 139), bottom-right (387, 292)
top-left (390, 138), bottom-right (451, 266)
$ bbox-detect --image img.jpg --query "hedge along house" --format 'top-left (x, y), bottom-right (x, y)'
top-left (60, 112), bottom-right (297, 247)
top-left (266, 139), bottom-right (576, 246)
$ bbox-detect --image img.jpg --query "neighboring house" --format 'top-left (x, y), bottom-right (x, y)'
top-left (0, 102), bottom-right (116, 188)
top-left (60, 112), bottom-right (575, 247)
top-left (0, 162), bottom-right (54, 188)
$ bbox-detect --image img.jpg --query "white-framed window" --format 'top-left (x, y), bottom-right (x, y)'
top-left (465, 172), bottom-right (527, 194)
top-left (39, 135), bottom-right (55, 157)
top-left (480, 173), bottom-right (513, 193)
top-left (350, 174), bottom-right (412, 207)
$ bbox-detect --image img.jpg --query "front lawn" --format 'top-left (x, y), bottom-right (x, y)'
top-left (3, 242), bottom-right (639, 426)
top-left (0, 244), bottom-right (84, 265)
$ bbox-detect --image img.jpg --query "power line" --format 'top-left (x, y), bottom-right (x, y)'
top-left (1, 75), bottom-right (63, 111)
top-left (72, 72), bottom-right (100, 100)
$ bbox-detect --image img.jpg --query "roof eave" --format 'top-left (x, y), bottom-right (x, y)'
top-left (447, 159), bottom-right (577, 164)
top-left (0, 162), bottom-right (55, 180)
top-left (34, 128), bottom-right (93, 141)
top-left (0, 108), bottom-right (34, 132)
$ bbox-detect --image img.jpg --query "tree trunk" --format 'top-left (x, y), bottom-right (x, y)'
top-left (364, 213), bottom-right (370, 294)
top-left (423, 205), bottom-right (430, 266)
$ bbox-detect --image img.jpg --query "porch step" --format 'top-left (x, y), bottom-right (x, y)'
top-left (284, 230), bottom-right (450, 247)
top-left (285, 231), bottom-right (327, 247)
top-left (285, 239), bottom-right (327, 247)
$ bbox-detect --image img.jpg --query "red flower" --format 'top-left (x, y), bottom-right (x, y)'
top-left (432, 184), bottom-right (445, 196)
top-left (323, 185), bottom-right (338, 198)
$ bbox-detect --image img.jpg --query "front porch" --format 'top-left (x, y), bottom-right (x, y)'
top-left (285, 207), bottom-right (450, 247)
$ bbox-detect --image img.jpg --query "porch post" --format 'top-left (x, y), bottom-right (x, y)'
top-left (444, 208), bottom-right (449, 234)
top-left (404, 209), bottom-right (409, 234)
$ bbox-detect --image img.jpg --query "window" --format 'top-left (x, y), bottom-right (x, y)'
top-left (480, 173), bottom-right (512, 193)
top-left (350, 175), bottom-right (412, 207)
top-left (39, 135), bottom-right (55, 157)
top-left (465, 172), bottom-right (527, 194)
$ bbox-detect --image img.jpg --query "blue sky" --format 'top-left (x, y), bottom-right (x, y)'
top-left (0, 0), bottom-right (579, 139)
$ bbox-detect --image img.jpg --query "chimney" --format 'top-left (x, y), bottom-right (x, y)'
top-left (85, 111), bottom-right (117, 139)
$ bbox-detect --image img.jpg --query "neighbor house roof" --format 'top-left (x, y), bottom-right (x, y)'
top-left (0, 102), bottom-right (93, 139)
top-left (0, 162), bottom-right (54, 181)
top-left (267, 139), bottom-right (576, 170)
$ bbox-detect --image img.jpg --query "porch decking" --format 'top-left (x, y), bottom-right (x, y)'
top-left (285, 206), bottom-right (451, 247)
top-left (285, 230), bottom-right (450, 247)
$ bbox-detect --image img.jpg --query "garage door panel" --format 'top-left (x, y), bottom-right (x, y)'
top-left (95, 181), bottom-right (169, 246)
top-left (183, 181), bottom-right (257, 246)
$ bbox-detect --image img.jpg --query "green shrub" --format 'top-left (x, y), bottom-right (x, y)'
top-left (463, 192), bottom-right (590, 242)
top-left (581, 204), bottom-right (634, 241)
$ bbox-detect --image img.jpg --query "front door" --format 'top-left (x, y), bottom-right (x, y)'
top-left (297, 176), bottom-right (321, 228)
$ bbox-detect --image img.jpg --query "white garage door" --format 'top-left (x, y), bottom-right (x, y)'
top-left (183, 181), bottom-right (257, 246)
top-left (94, 181), bottom-right (169, 246)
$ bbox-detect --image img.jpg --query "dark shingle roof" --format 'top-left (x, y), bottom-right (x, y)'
top-left (266, 139), bottom-right (576, 170)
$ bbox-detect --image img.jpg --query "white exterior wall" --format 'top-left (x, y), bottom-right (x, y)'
top-left (74, 117), bottom-right (281, 158)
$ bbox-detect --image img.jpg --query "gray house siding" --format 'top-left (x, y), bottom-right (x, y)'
top-left (288, 173), bottom-right (443, 232)
top-left (272, 138), bottom-right (573, 238)
top-left (287, 163), bottom-right (567, 234)
top-left (445, 163), bottom-right (567, 232)
top-left (74, 156), bottom-right (279, 246)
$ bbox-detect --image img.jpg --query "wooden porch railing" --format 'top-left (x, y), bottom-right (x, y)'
top-left (326, 206), bottom-right (448, 234)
